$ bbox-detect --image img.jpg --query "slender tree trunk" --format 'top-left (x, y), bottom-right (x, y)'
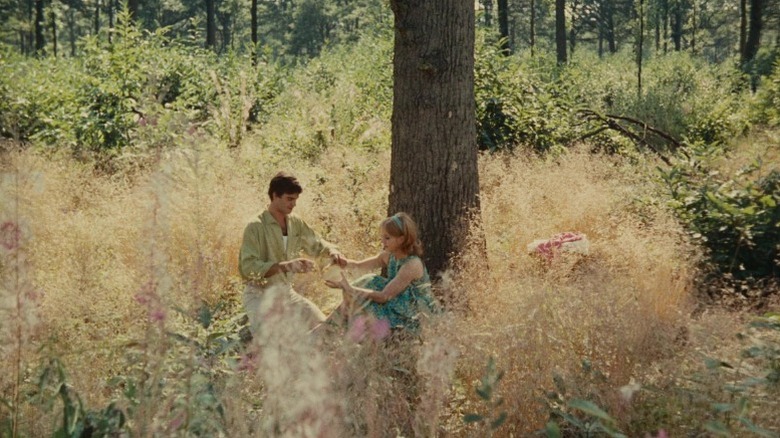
top-left (94, 0), bottom-right (100, 35)
top-left (483, 0), bottom-right (492, 26)
top-left (672, 0), bottom-right (682, 51)
top-left (742, 0), bottom-right (763, 65)
top-left (663, 0), bottom-right (668, 53)
top-left (206, 0), bottom-right (216, 49)
top-left (607, 2), bottom-right (616, 52)
top-left (108, 0), bottom-right (113, 43)
top-left (27, 0), bottom-right (34, 55)
top-left (691, 0), bottom-right (696, 54)
top-left (251, 0), bottom-right (258, 65)
top-left (497, 0), bottom-right (509, 54)
top-left (556, 0), bottom-right (567, 63)
top-left (530, 0), bottom-right (536, 56)
top-left (637, 0), bottom-right (644, 98)
top-left (128, 0), bottom-right (139, 21)
top-left (50, 7), bottom-right (57, 57)
top-left (655, 10), bottom-right (660, 51)
top-left (389, 0), bottom-right (482, 278)
top-left (35, 0), bottom-right (45, 54)
top-left (68, 6), bottom-right (76, 56)
top-left (739, 0), bottom-right (747, 56)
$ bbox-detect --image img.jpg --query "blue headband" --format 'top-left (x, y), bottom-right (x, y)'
top-left (391, 215), bottom-right (404, 231)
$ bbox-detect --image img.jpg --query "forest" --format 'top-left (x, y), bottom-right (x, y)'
top-left (1, 0), bottom-right (779, 436)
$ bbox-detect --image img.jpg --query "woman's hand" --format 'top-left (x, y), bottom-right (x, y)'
top-left (324, 271), bottom-right (351, 290)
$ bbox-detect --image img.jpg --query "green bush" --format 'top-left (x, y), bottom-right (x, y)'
top-left (661, 143), bottom-right (780, 280)
top-left (752, 58), bottom-right (780, 127)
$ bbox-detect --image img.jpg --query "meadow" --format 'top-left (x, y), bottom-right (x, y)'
top-left (1, 23), bottom-right (779, 437)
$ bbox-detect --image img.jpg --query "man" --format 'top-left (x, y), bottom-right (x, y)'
top-left (239, 172), bottom-right (346, 333)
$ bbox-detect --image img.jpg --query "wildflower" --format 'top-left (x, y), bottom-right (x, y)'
top-left (0, 221), bottom-right (21, 251)
top-left (150, 309), bottom-right (166, 322)
top-left (369, 317), bottom-right (391, 341)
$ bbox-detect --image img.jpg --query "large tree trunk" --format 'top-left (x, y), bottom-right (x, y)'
top-left (742, 0), bottom-right (763, 65)
top-left (497, 0), bottom-right (510, 54)
top-left (206, 0), bottom-right (216, 49)
top-left (388, 0), bottom-right (481, 279)
top-left (35, 0), bottom-right (45, 54)
top-left (556, 0), bottom-right (567, 63)
top-left (663, 0), bottom-right (668, 53)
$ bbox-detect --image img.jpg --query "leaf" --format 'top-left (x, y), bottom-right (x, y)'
top-left (491, 412), bottom-right (507, 429)
top-left (545, 421), bottom-right (562, 438)
top-left (568, 399), bottom-right (615, 424)
top-left (705, 357), bottom-right (734, 369)
top-left (198, 305), bottom-right (212, 329)
top-left (463, 413), bottom-right (484, 423)
top-left (711, 402), bottom-right (734, 413)
top-left (704, 420), bottom-right (732, 436)
top-left (739, 417), bottom-right (780, 438)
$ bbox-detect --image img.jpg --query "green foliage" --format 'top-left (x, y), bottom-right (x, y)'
top-left (542, 359), bottom-right (628, 438)
top-left (661, 143), bottom-right (780, 280)
top-left (475, 38), bottom-right (577, 154)
top-left (31, 357), bottom-right (127, 437)
top-left (462, 357), bottom-right (508, 433)
top-left (753, 59), bottom-right (780, 127)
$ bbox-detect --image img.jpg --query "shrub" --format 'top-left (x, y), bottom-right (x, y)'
top-left (661, 142), bottom-right (780, 280)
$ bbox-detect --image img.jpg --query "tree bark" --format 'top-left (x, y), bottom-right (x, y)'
top-left (388, 0), bottom-right (482, 278)
top-left (556, 0), bottom-right (567, 63)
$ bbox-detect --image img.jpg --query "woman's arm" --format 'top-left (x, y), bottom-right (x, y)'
top-left (345, 251), bottom-right (388, 272)
top-left (349, 258), bottom-right (424, 304)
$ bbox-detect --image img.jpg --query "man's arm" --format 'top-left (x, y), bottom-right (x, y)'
top-left (238, 222), bottom-right (276, 281)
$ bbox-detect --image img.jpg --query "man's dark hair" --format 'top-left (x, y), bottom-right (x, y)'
top-left (268, 172), bottom-right (303, 200)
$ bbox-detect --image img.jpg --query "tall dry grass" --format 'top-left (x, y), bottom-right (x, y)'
top-left (0, 139), bottom-right (703, 436)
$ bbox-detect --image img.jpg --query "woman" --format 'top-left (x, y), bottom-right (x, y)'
top-left (324, 212), bottom-right (438, 332)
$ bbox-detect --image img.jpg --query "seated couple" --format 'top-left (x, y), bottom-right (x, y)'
top-left (238, 171), bottom-right (438, 337)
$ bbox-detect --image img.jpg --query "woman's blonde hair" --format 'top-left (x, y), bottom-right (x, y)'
top-left (381, 212), bottom-right (424, 257)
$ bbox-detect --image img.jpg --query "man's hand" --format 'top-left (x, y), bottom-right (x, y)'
top-left (281, 258), bottom-right (315, 273)
top-left (330, 251), bottom-right (348, 268)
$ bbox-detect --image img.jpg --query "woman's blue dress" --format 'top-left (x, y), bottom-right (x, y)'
top-left (353, 254), bottom-right (438, 330)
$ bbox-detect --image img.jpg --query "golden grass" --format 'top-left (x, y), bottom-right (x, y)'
top-left (3, 138), bottom-right (774, 436)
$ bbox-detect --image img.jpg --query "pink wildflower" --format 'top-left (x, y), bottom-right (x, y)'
top-left (0, 221), bottom-right (21, 251)
top-left (150, 309), bottom-right (166, 322)
top-left (347, 315), bottom-right (368, 342)
top-left (369, 318), bottom-right (391, 341)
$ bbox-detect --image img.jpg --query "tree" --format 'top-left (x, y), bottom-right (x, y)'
top-left (388, 0), bottom-right (481, 278)
top-left (498, 0), bottom-right (510, 54)
top-left (742, 0), bottom-right (763, 65)
top-left (35, 0), bottom-right (45, 53)
top-left (556, 0), bottom-right (567, 63)
top-left (206, 0), bottom-right (216, 48)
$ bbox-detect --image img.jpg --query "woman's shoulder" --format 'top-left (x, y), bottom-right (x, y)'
top-left (397, 255), bottom-right (425, 275)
